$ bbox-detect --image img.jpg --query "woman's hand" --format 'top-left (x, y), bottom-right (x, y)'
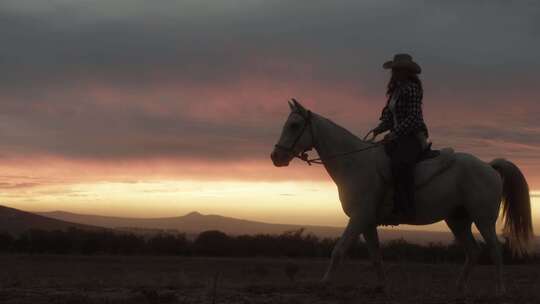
top-left (384, 132), bottom-right (397, 142)
top-left (364, 129), bottom-right (378, 142)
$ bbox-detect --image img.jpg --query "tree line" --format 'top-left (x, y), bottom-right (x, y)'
top-left (0, 228), bottom-right (537, 264)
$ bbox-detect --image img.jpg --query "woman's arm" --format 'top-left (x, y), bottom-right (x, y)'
top-left (393, 83), bottom-right (424, 137)
top-left (373, 105), bottom-right (393, 135)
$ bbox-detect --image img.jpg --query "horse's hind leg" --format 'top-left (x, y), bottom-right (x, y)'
top-left (445, 217), bottom-right (479, 295)
top-left (475, 220), bottom-right (505, 295)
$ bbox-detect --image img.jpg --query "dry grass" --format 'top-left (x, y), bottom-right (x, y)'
top-left (0, 255), bottom-right (538, 303)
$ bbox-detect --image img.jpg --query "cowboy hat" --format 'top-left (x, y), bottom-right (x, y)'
top-left (383, 53), bottom-right (421, 74)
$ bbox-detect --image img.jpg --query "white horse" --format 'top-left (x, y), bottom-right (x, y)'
top-left (270, 99), bottom-right (533, 295)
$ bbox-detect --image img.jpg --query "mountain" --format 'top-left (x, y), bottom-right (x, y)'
top-left (0, 205), bottom-right (101, 235)
top-left (38, 210), bottom-right (456, 244)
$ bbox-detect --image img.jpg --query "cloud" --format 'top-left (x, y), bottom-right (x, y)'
top-left (0, 0), bottom-right (538, 170)
top-left (0, 182), bottom-right (41, 189)
top-left (1, 0), bottom-right (538, 90)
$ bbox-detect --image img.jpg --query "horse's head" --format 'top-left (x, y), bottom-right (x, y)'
top-left (271, 99), bottom-right (315, 167)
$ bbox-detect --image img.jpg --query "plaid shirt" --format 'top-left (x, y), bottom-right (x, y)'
top-left (375, 81), bottom-right (428, 137)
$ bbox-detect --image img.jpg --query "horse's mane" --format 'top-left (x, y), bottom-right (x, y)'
top-left (314, 112), bottom-right (365, 146)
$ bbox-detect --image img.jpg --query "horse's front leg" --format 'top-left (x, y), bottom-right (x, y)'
top-left (363, 226), bottom-right (386, 291)
top-left (322, 216), bottom-right (365, 282)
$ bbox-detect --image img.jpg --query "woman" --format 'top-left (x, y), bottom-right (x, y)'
top-left (371, 53), bottom-right (429, 221)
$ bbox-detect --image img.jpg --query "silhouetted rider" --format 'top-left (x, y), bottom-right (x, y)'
top-left (371, 53), bottom-right (429, 220)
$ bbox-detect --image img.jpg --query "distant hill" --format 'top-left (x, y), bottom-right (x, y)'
top-left (1, 204), bottom-right (538, 251)
top-left (0, 206), bottom-right (533, 249)
top-left (0, 205), bottom-right (101, 235)
top-left (38, 210), bottom-right (456, 244)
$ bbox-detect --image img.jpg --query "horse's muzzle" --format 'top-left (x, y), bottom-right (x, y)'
top-left (271, 150), bottom-right (291, 167)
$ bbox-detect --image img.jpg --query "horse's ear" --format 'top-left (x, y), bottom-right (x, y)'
top-left (291, 98), bottom-right (306, 114)
top-left (288, 100), bottom-right (295, 111)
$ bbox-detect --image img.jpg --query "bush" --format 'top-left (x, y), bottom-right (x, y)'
top-left (0, 228), bottom-right (537, 264)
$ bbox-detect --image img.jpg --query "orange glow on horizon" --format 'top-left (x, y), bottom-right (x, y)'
top-left (2, 176), bottom-right (540, 233)
top-left (1, 156), bottom-right (539, 232)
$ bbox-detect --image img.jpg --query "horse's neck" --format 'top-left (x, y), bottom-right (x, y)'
top-left (311, 113), bottom-right (371, 172)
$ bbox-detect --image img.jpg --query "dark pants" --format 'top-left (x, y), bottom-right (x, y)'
top-left (384, 133), bottom-right (423, 218)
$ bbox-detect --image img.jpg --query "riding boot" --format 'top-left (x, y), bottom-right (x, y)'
top-left (402, 163), bottom-right (416, 220)
top-left (391, 163), bottom-right (409, 217)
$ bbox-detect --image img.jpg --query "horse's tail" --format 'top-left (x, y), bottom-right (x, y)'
top-left (490, 158), bottom-right (534, 256)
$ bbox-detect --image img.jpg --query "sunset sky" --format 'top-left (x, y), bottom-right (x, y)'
top-left (1, 1), bottom-right (539, 232)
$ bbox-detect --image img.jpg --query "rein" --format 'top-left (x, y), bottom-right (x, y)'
top-left (274, 110), bottom-right (384, 166)
top-left (299, 142), bottom-right (382, 165)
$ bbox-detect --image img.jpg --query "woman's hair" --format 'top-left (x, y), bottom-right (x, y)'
top-left (386, 69), bottom-right (423, 97)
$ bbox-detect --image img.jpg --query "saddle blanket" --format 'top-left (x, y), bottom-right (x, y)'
top-left (376, 148), bottom-right (456, 225)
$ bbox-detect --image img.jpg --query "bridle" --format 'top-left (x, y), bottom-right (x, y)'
top-left (274, 110), bottom-right (318, 164)
top-left (274, 110), bottom-right (383, 166)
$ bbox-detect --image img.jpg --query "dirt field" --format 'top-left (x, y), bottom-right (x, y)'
top-left (0, 255), bottom-right (538, 304)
